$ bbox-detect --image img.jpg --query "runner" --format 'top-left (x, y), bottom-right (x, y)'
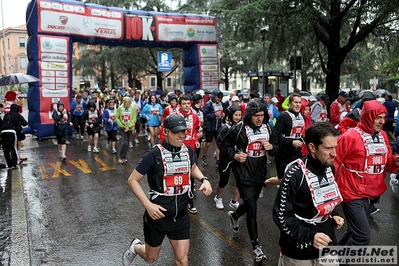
top-left (122, 114), bottom-right (212, 266)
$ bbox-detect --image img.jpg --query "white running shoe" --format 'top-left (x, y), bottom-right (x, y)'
top-left (122, 238), bottom-right (142, 266)
top-left (229, 200), bottom-right (239, 210)
top-left (87, 145), bottom-right (91, 152)
top-left (129, 143), bottom-right (134, 148)
top-left (253, 245), bottom-right (267, 262)
top-left (214, 196), bottom-right (224, 210)
top-left (390, 174), bottom-right (398, 193)
top-left (134, 139), bottom-right (140, 144)
top-left (80, 135), bottom-right (84, 140)
top-left (93, 147), bottom-right (99, 153)
top-left (60, 154), bottom-right (67, 161)
top-left (75, 134), bottom-right (80, 140)
top-left (112, 148), bottom-right (117, 154)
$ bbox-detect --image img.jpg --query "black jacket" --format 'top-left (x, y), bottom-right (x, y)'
top-left (275, 109), bottom-right (303, 155)
top-left (2, 104), bottom-right (27, 132)
top-left (220, 121), bottom-right (278, 185)
top-left (273, 155), bottom-right (339, 260)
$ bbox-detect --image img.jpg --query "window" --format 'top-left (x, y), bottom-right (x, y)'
top-left (166, 77), bottom-right (172, 88)
top-left (19, 57), bottom-right (27, 69)
top-left (232, 80), bottom-right (237, 89)
top-left (19, 37), bottom-right (26, 48)
top-left (150, 76), bottom-right (156, 87)
top-left (7, 38), bottom-right (10, 49)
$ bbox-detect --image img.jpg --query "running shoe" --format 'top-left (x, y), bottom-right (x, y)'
top-left (112, 148), bottom-right (117, 154)
top-left (187, 203), bottom-right (197, 214)
top-left (371, 206), bottom-right (380, 215)
top-left (214, 196), bottom-right (224, 210)
top-left (93, 147), bottom-right (99, 153)
top-left (75, 134), bottom-right (80, 140)
top-left (129, 143), bottom-right (134, 148)
top-left (80, 135), bottom-right (84, 140)
top-left (87, 145), bottom-right (91, 152)
top-left (227, 211), bottom-right (239, 233)
top-left (390, 174), bottom-right (398, 193)
top-left (60, 154), bottom-right (67, 161)
top-left (134, 139), bottom-right (140, 144)
top-left (253, 245), bottom-right (267, 262)
top-left (122, 238), bottom-right (142, 266)
top-left (229, 200), bottom-right (239, 210)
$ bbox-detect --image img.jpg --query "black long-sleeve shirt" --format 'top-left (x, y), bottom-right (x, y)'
top-left (219, 121), bottom-right (279, 186)
top-left (273, 155), bottom-right (339, 260)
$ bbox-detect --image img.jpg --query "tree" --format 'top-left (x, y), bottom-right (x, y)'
top-left (273, 0), bottom-right (399, 100)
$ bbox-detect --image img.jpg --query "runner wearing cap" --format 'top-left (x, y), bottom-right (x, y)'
top-left (122, 113), bottom-right (212, 266)
top-left (330, 91), bottom-right (350, 126)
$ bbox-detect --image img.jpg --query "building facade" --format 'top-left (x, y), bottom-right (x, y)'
top-left (0, 24), bottom-right (28, 76)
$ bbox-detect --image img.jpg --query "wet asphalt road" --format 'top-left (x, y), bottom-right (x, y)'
top-left (1, 132), bottom-right (399, 266)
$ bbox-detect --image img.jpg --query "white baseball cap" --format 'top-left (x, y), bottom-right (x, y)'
top-left (309, 95), bottom-right (317, 102)
top-left (271, 97), bottom-right (279, 103)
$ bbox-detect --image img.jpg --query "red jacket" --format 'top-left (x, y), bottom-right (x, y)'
top-left (159, 110), bottom-right (199, 150)
top-left (334, 100), bottom-right (399, 202)
top-left (337, 116), bottom-right (358, 135)
top-left (330, 99), bottom-right (350, 126)
top-left (161, 105), bottom-right (179, 122)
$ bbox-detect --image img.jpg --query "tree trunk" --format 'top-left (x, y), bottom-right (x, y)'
top-left (157, 71), bottom-right (163, 90)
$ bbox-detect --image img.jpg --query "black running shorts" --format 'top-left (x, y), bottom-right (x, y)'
top-left (143, 212), bottom-right (190, 247)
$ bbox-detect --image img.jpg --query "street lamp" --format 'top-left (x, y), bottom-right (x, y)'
top-left (260, 26), bottom-right (268, 95)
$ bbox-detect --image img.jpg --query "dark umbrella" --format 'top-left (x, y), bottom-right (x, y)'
top-left (0, 73), bottom-right (40, 86)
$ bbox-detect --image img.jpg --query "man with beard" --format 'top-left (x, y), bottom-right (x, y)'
top-left (273, 122), bottom-right (344, 265)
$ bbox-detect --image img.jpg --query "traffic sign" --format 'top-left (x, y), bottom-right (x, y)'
top-left (158, 52), bottom-right (172, 72)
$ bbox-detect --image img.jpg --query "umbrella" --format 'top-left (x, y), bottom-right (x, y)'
top-left (0, 73), bottom-right (39, 86)
top-left (374, 89), bottom-right (391, 97)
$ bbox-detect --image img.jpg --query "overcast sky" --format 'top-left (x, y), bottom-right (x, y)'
top-left (0, 0), bottom-right (180, 30)
top-left (0, 0), bottom-right (31, 29)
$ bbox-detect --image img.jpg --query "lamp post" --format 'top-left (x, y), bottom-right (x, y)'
top-left (260, 27), bottom-right (268, 95)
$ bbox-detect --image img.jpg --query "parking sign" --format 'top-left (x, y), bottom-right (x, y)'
top-left (158, 52), bottom-right (172, 72)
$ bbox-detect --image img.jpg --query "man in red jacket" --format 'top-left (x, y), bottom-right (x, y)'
top-left (330, 91), bottom-right (350, 126)
top-left (335, 100), bottom-right (399, 246)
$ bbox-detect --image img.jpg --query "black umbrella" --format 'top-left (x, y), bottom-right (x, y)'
top-left (0, 73), bottom-right (40, 86)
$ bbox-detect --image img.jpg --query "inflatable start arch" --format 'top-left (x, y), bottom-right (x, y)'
top-left (26, 0), bottom-right (219, 138)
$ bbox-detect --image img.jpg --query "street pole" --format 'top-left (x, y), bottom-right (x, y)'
top-left (260, 27), bottom-right (268, 96)
top-left (1, 0), bottom-right (7, 76)
top-left (293, 47), bottom-right (297, 90)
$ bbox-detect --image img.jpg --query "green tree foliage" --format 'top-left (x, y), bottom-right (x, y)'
top-left (272, 0), bottom-right (399, 99)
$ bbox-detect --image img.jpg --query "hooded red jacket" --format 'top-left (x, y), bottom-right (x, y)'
top-left (334, 100), bottom-right (399, 202)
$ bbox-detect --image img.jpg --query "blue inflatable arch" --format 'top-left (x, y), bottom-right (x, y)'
top-left (26, 0), bottom-right (219, 138)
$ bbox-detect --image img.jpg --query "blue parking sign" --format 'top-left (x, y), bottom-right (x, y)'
top-left (158, 52), bottom-right (172, 72)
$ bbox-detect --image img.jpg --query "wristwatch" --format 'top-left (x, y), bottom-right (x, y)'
top-left (200, 177), bottom-right (209, 183)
